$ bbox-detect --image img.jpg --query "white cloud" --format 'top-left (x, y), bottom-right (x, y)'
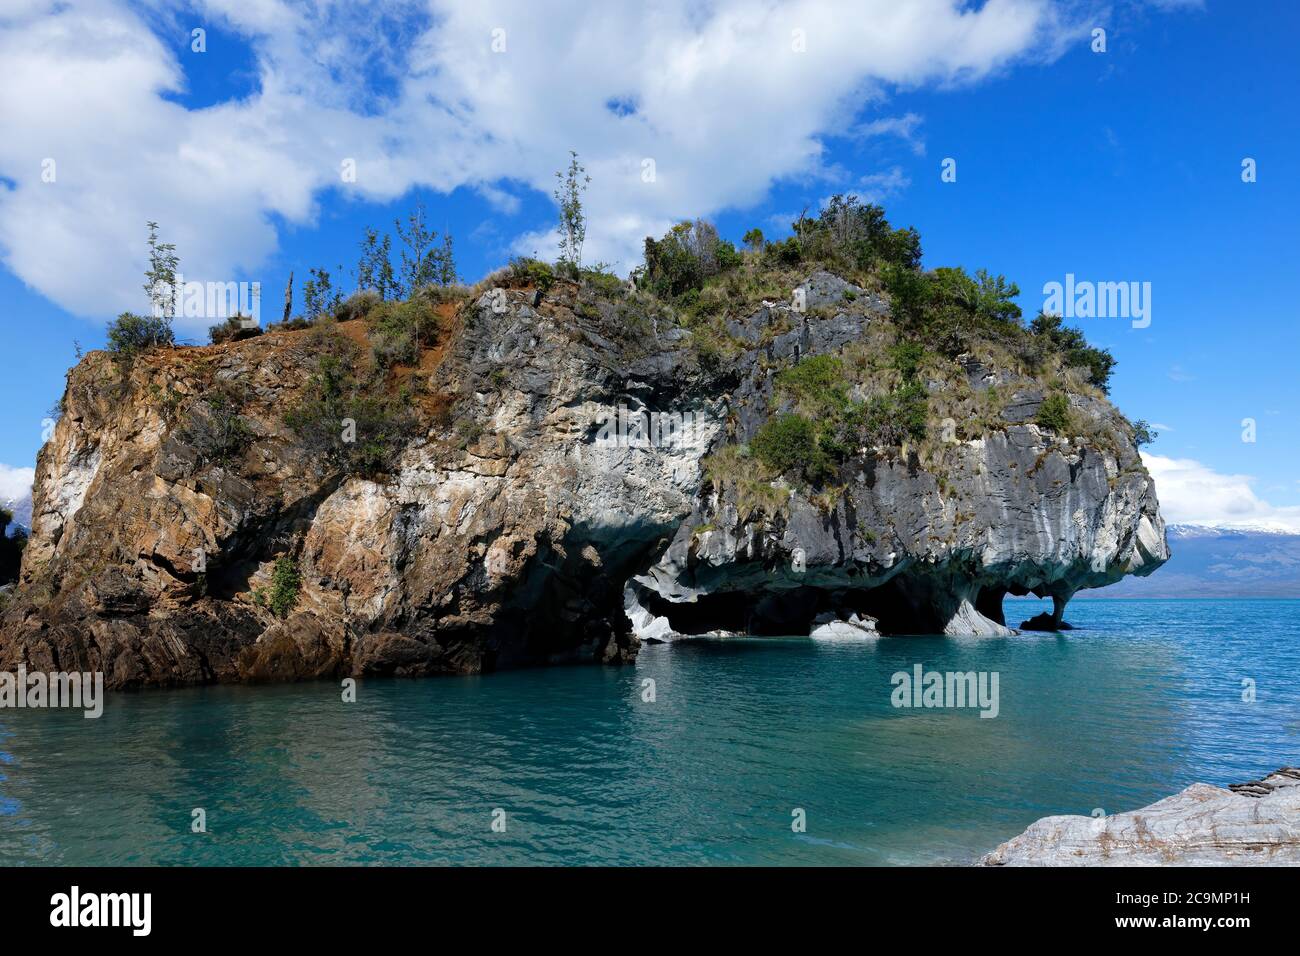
top-left (850, 112), bottom-right (926, 155)
top-left (1143, 453), bottom-right (1300, 532)
top-left (0, 0), bottom-right (1097, 329)
top-left (0, 464), bottom-right (35, 502)
top-left (855, 166), bottom-right (912, 203)
top-left (476, 184), bottom-right (522, 216)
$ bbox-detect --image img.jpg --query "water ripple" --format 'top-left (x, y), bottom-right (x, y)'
top-left (0, 598), bottom-right (1296, 864)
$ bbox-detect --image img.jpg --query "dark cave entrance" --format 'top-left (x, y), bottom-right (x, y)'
top-left (634, 576), bottom-right (957, 637)
top-left (976, 586), bottom-right (1008, 627)
top-left (976, 584), bottom-right (1073, 631)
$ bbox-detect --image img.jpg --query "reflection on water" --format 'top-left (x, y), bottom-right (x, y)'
top-left (0, 599), bottom-right (1297, 865)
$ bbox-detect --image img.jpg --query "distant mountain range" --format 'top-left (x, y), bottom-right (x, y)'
top-left (2, 492), bottom-right (31, 534)
top-left (1077, 524), bottom-right (1300, 599)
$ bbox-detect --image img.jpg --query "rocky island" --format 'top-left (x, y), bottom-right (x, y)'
top-left (0, 201), bottom-right (1168, 688)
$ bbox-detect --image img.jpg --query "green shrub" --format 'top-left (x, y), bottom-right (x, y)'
top-left (107, 312), bottom-right (174, 358)
top-left (779, 195), bottom-right (921, 274)
top-left (774, 354), bottom-right (850, 416)
top-left (1036, 393), bottom-right (1073, 434)
top-left (757, 347), bottom-right (932, 483)
top-left (751, 413), bottom-right (831, 482)
top-left (335, 289), bottom-right (381, 323)
top-left (579, 264), bottom-right (625, 299)
top-left (368, 298), bottom-right (440, 368)
top-left (891, 266), bottom-right (1025, 358)
top-left (267, 556), bottom-right (301, 619)
top-left (284, 391), bottom-right (415, 478)
top-left (715, 239), bottom-right (743, 272)
top-left (881, 264), bottom-right (931, 328)
top-left (412, 283), bottom-right (471, 308)
top-left (875, 225), bottom-right (923, 270)
top-left (1028, 313), bottom-right (1115, 391)
top-left (282, 337), bottom-right (418, 478)
top-left (928, 267), bottom-right (1021, 325)
top-left (273, 316), bottom-right (314, 332)
top-left (768, 236), bottom-right (803, 267)
top-left (860, 381), bottom-right (928, 448)
top-left (1130, 419), bottom-right (1157, 447)
top-left (888, 340), bottom-right (927, 380)
top-left (507, 257), bottom-right (556, 295)
top-left (640, 220), bottom-right (739, 299)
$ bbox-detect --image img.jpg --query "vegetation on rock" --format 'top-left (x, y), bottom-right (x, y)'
top-left (368, 296), bottom-right (442, 368)
top-left (178, 382), bottom-right (256, 466)
top-left (106, 222), bottom-right (181, 370)
top-left (87, 166), bottom-right (1133, 517)
top-left (282, 330), bottom-right (419, 478)
top-left (107, 311), bottom-right (174, 361)
top-left (554, 150), bottom-right (591, 274)
top-left (1130, 419), bottom-right (1158, 447)
top-left (1035, 393), bottom-right (1074, 435)
top-left (394, 201), bottom-right (457, 293)
top-left (620, 193), bottom-right (1132, 499)
top-left (261, 556), bottom-right (301, 619)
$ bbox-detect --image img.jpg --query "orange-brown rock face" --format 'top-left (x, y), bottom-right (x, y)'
top-left (0, 283), bottom-right (718, 687)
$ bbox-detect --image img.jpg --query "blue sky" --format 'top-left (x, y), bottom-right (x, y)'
top-left (0, 0), bottom-right (1296, 527)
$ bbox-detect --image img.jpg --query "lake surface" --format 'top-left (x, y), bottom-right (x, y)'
top-left (2, 598), bottom-right (1298, 865)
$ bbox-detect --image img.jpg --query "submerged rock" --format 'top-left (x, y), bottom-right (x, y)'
top-left (0, 267), bottom-right (1169, 687)
top-left (1019, 612), bottom-right (1074, 631)
top-left (982, 768), bottom-right (1300, 866)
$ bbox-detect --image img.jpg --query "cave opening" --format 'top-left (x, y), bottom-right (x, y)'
top-left (634, 576), bottom-right (954, 637)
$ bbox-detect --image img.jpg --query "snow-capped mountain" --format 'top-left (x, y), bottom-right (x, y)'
top-left (2, 492), bottom-right (31, 533)
top-left (1168, 522), bottom-right (1300, 538)
top-left (1076, 523), bottom-right (1300, 598)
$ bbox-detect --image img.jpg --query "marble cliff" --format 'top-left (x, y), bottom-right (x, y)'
top-left (0, 267), bottom-right (1167, 687)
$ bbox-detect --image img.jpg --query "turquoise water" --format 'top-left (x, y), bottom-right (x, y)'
top-left (1, 598), bottom-right (1297, 865)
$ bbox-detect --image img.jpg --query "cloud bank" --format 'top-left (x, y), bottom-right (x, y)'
top-left (0, 0), bottom-right (1082, 326)
top-left (0, 464), bottom-right (35, 503)
top-left (1143, 453), bottom-right (1300, 532)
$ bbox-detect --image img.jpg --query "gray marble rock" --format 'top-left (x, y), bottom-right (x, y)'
top-left (982, 768), bottom-right (1300, 866)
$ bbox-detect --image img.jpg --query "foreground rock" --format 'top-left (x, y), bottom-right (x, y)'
top-left (0, 266), bottom-right (1168, 687)
top-left (982, 768), bottom-right (1300, 866)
